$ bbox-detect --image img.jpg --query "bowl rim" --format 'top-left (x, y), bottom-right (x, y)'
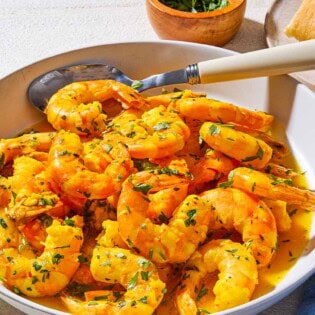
top-left (146, 0), bottom-right (246, 19)
top-left (0, 39), bottom-right (314, 315)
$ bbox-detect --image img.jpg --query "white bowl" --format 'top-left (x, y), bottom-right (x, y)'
top-left (0, 41), bottom-right (314, 315)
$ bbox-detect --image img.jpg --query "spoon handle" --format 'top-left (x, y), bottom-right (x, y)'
top-left (196, 40), bottom-right (315, 84)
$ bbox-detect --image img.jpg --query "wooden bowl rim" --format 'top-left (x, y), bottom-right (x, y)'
top-left (147, 0), bottom-right (246, 19)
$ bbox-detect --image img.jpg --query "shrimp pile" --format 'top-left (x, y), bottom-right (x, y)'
top-left (0, 80), bottom-right (314, 315)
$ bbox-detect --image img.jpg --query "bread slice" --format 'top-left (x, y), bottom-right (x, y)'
top-left (285, 0), bottom-right (315, 41)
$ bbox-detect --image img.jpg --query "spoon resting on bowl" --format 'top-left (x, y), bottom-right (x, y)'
top-left (28, 40), bottom-right (315, 112)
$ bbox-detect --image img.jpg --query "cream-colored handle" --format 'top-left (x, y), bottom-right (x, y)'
top-left (198, 40), bottom-right (315, 84)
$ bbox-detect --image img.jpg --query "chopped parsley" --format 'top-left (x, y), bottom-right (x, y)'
top-left (64, 217), bottom-right (75, 226)
top-left (138, 296), bottom-right (148, 304)
top-left (132, 183), bottom-right (152, 195)
top-left (0, 218), bottom-right (8, 229)
top-left (160, 0), bottom-right (229, 13)
top-left (184, 209), bottom-right (197, 227)
top-left (153, 122), bottom-right (171, 131)
top-left (115, 253), bottom-right (127, 259)
top-left (127, 272), bottom-right (138, 290)
top-left (141, 271), bottom-right (150, 281)
top-left (196, 284), bottom-right (208, 301)
top-left (52, 253), bottom-right (64, 264)
top-left (131, 80), bottom-right (143, 90)
top-left (208, 124), bottom-right (220, 136)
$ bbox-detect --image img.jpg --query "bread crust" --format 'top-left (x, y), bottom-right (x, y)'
top-left (285, 0), bottom-right (315, 41)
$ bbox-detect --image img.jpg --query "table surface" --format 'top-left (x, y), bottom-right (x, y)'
top-left (0, 0), bottom-right (306, 314)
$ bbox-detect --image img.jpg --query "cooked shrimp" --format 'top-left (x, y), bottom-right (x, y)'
top-left (117, 171), bottom-right (212, 263)
top-left (263, 199), bottom-right (291, 232)
top-left (47, 130), bottom-right (133, 210)
top-left (63, 247), bottom-right (165, 315)
top-left (200, 122), bottom-right (273, 169)
top-left (201, 188), bottom-right (277, 267)
top-left (234, 124), bottom-right (289, 161)
top-left (175, 239), bottom-right (258, 314)
top-left (6, 156), bottom-right (64, 221)
top-left (104, 105), bottom-right (190, 159)
top-left (0, 176), bottom-right (11, 207)
top-left (19, 216), bottom-right (50, 252)
top-left (3, 217), bottom-right (83, 297)
top-left (45, 80), bottom-right (145, 137)
top-left (189, 149), bottom-right (238, 191)
top-left (145, 90), bottom-right (203, 109)
top-left (174, 97), bottom-right (274, 131)
top-left (0, 132), bottom-right (55, 167)
top-left (262, 163), bottom-right (299, 179)
top-left (96, 220), bottom-right (128, 249)
top-left (0, 209), bottom-right (20, 249)
top-left (230, 167), bottom-right (315, 208)
top-left (84, 196), bottom-right (118, 232)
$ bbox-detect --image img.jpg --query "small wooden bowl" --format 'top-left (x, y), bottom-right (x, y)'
top-left (146, 0), bottom-right (246, 46)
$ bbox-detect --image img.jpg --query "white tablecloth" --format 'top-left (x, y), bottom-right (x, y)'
top-left (0, 0), bottom-right (305, 314)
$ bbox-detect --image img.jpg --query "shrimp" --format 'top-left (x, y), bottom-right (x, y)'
top-left (117, 171), bottom-right (212, 263)
top-left (3, 217), bottom-right (83, 297)
top-left (262, 163), bottom-right (299, 179)
top-left (19, 216), bottom-right (50, 252)
top-left (135, 157), bottom-right (191, 222)
top-left (0, 132), bottom-right (55, 167)
top-left (0, 176), bottom-right (11, 207)
top-left (6, 156), bottom-right (64, 221)
top-left (84, 196), bottom-right (118, 232)
top-left (145, 90), bottom-right (203, 109)
top-left (47, 130), bottom-right (133, 210)
top-left (96, 220), bottom-right (128, 249)
top-left (189, 149), bottom-right (238, 192)
top-left (200, 122), bottom-right (273, 169)
top-left (201, 188), bottom-right (277, 267)
top-left (174, 97), bottom-right (273, 131)
top-left (45, 80), bottom-right (145, 137)
top-left (63, 247), bottom-right (165, 315)
top-left (175, 239), bottom-right (258, 314)
top-left (104, 105), bottom-right (190, 159)
top-left (233, 124), bottom-right (289, 161)
top-left (230, 167), bottom-right (315, 208)
top-left (263, 199), bottom-right (291, 232)
top-left (0, 209), bottom-right (20, 249)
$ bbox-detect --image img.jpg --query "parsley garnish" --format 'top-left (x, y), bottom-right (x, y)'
top-left (132, 183), bottom-right (152, 195)
top-left (184, 209), bottom-right (197, 227)
top-left (52, 253), bottom-right (64, 264)
top-left (32, 261), bottom-right (42, 271)
top-left (127, 272), bottom-right (138, 290)
top-left (153, 122), bottom-right (171, 131)
top-left (0, 218), bottom-right (8, 229)
top-left (208, 124), bottom-right (220, 136)
top-left (104, 144), bottom-right (113, 153)
top-left (138, 296), bottom-right (148, 304)
top-left (64, 217), bottom-right (75, 226)
top-left (196, 284), bottom-right (208, 301)
top-left (141, 271), bottom-right (150, 281)
top-left (131, 80), bottom-right (143, 90)
top-left (160, 0), bottom-right (229, 13)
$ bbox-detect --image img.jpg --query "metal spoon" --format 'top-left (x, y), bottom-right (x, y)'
top-left (28, 40), bottom-right (315, 112)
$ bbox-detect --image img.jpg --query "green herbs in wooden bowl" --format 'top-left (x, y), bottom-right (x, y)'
top-left (160, 0), bottom-right (229, 13)
top-left (146, 0), bottom-right (246, 46)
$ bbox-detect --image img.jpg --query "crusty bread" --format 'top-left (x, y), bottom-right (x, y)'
top-left (285, 0), bottom-right (315, 41)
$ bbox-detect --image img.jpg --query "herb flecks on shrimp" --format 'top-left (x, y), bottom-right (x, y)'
top-left (0, 82), bottom-right (314, 315)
